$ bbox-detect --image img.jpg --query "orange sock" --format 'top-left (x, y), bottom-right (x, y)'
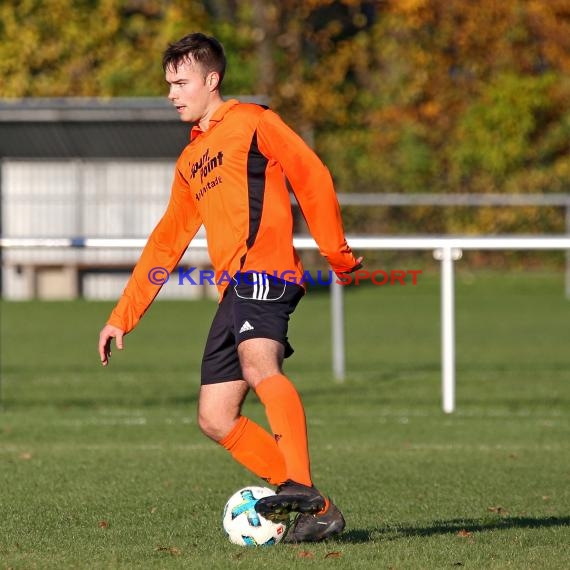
top-left (255, 374), bottom-right (312, 487)
top-left (219, 416), bottom-right (286, 485)
top-left (318, 497), bottom-right (330, 515)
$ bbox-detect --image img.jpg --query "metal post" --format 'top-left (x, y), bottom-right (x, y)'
top-left (433, 247), bottom-right (462, 413)
top-left (0, 160), bottom-right (3, 410)
top-left (566, 204), bottom-right (570, 299)
top-left (330, 280), bottom-right (345, 381)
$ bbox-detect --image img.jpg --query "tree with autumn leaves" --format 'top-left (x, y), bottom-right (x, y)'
top-left (1, 0), bottom-right (569, 234)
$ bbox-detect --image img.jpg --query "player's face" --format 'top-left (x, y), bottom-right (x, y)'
top-left (166, 56), bottom-right (215, 124)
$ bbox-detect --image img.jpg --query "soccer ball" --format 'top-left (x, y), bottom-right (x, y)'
top-left (222, 486), bottom-right (289, 546)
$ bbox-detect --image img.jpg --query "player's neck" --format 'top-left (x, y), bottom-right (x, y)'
top-left (198, 95), bottom-right (225, 132)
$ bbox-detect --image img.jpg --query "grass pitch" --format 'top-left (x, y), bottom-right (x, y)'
top-left (0, 270), bottom-right (568, 569)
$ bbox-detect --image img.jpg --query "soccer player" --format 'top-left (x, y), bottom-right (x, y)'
top-left (98, 32), bottom-right (361, 543)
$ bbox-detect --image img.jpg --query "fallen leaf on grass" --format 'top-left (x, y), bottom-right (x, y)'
top-left (98, 521), bottom-right (109, 529)
top-left (155, 545), bottom-right (181, 556)
top-left (456, 530), bottom-right (472, 538)
top-left (325, 551), bottom-right (342, 558)
top-left (298, 551), bottom-right (314, 558)
top-left (487, 505), bottom-right (508, 515)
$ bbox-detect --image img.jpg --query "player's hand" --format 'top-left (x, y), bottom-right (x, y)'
top-left (336, 256), bottom-right (364, 285)
top-left (334, 256), bottom-right (364, 279)
top-left (98, 324), bottom-right (125, 366)
top-left (350, 256), bottom-right (364, 272)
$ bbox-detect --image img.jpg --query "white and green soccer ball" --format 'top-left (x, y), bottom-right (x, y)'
top-left (222, 486), bottom-right (289, 546)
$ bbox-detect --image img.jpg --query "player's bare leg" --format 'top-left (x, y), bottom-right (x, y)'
top-left (198, 378), bottom-right (287, 485)
top-left (237, 337), bottom-right (284, 388)
top-left (198, 379), bottom-right (249, 441)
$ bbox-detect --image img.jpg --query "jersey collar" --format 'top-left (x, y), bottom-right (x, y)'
top-left (190, 99), bottom-right (240, 141)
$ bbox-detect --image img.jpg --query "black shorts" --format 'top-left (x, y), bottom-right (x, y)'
top-left (201, 272), bottom-right (305, 384)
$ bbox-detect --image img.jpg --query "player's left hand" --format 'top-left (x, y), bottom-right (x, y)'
top-left (334, 256), bottom-right (364, 280)
top-left (351, 256), bottom-right (364, 272)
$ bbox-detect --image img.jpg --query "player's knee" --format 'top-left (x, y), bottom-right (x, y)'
top-left (198, 412), bottom-right (228, 441)
top-left (240, 363), bottom-right (278, 387)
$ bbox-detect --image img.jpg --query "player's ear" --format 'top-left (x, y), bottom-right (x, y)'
top-left (206, 72), bottom-right (220, 91)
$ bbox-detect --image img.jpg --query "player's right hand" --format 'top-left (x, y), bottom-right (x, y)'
top-left (98, 324), bottom-right (125, 366)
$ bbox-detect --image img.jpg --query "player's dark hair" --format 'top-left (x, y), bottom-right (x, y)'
top-left (162, 33), bottom-right (226, 85)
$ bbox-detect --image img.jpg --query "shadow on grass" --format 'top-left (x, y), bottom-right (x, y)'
top-left (341, 516), bottom-right (570, 543)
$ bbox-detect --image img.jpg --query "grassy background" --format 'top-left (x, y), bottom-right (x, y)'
top-left (0, 270), bottom-right (569, 569)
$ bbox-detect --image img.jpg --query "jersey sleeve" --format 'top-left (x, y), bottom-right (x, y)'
top-left (107, 165), bottom-right (202, 333)
top-left (256, 109), bottom-right (358, 275)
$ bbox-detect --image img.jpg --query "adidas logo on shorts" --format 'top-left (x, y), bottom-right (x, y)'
top-left (239, 320), bottom-right (255, 333)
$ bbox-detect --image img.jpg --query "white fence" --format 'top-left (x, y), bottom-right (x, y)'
top-left (1, 235), bottom-right (569, 413)
top-left (3, 170), bottom-right (570, 299)
top-left (336, 193), bottom-right (570, 297)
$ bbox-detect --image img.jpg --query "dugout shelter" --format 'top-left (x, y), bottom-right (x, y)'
top-left (0, 97), bottom-right (263, 300)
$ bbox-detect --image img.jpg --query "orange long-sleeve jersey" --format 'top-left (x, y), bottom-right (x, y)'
top-left (108, 99), bottom-right (358, 333)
